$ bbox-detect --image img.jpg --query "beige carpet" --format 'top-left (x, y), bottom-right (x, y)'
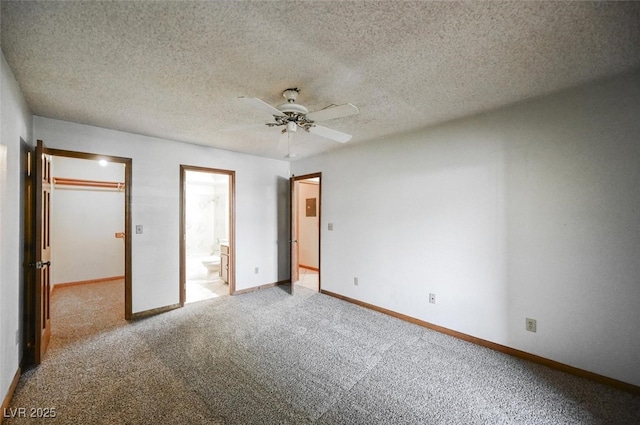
top-left (5, 280), bottom-right (640, 424)
top-left (50, 280), bottom-right (126, 351)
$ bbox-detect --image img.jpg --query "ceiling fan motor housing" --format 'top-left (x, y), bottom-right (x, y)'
top-left (272, 88), bottom-right (313, 131)
top-left (277, 102), bottom-right (309, 115)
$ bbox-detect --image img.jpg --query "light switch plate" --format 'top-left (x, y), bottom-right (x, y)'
top-left (136, 225), bottom-right (143, 234)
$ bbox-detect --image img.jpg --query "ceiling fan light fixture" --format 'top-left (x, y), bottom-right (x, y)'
top-left (287, 121), bottom-right (297, 133)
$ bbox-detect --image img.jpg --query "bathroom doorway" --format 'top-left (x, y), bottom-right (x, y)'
top-left (179, 166), bottom-right (235, 305)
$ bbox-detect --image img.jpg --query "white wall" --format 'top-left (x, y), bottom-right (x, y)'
top-left (50, 156), bottom-right (125, 285)
top-left (34, 117), bottom-right (290, 313)
top-left (298, 181), bottom-right (319, 269)
top-left (0, 52), bottom-right (33, 404)
top-left (291, 71), bottom-right (640, 387)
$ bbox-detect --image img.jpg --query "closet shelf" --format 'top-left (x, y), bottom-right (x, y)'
top-left (53, 177), bottom-right (125, 191)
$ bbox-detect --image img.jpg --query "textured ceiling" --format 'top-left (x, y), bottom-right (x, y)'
top-left (2, 1), bottom-right (640, 161)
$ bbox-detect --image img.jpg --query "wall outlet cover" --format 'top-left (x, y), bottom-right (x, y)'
top-left (526, 318), bottom-right (537, 333)
top-left (429, 293), bottom-right (436, 304)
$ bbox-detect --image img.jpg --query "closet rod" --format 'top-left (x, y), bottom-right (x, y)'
top-left (53, 177), bottom-right (125, 190)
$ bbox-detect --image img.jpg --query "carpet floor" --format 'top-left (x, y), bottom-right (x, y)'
top-left (5, 280), bottom-right (640, 424)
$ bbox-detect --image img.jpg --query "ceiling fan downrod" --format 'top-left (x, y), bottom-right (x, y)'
top-left (282, 88), bottom-right (300, 103)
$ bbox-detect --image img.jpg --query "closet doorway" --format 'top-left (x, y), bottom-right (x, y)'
top-left (179, 166), bottom-right (235, 305)
top-left (22, 140), bottom-right (132, 365)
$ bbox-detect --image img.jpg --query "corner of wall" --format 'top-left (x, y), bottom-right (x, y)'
top-left (0, 49), bottom-right (34, 411)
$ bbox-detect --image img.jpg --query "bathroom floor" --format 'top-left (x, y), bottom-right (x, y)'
top-left (185, 255), bottom-right (228, 304)
top-left (186, 277), bottom-right (228, 304)
top-left (296, 267), bottom-right (319, 292)
top-left (186, 266), bottom-right (318, 303)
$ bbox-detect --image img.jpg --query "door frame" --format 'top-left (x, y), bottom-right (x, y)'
top-left (23, 140), bottom-right (133, 365)
top-left (290, 172), bottom-right (321, 292)
top-left (44, 147), bottom-right (133, 321)
top-left (21, 139), bottom-right (36, 366)
top-left (179, 165), bottom-right (236, 305)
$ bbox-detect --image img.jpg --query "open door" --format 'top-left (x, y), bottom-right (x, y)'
top-left (21, 139), bottom-right (36, 366)
top-left (290, 172), bottom-right (322, 293)
top-left (33, 139), bottom-right (52, 364)
top-left (290, 176), bottom-right (299, 292)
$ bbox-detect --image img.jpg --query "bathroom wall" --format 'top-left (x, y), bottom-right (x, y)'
top-left (185, 178), bottom-right (217, 257)
top-left (50, 156), bottom-right (125, 285)
top-left (185, 172), bottom-right (230, 258)
top-left (213, 180), bottom-right (229, 247)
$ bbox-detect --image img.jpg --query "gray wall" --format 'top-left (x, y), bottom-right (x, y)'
top-left (1, 52), bottom-right (33, 406)
top-left (292, 71), bottom-right (640, 386)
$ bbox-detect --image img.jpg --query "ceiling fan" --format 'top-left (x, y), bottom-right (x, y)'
top-left (239, 88), bottom-right (359, 143)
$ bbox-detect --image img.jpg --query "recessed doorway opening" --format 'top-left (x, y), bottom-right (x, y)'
top-left (291, 173), bottom-right (321, 293)
top-left (180, 166), bottom-right (235, 304)
top-left (22, 140), bottom-right (132, 366)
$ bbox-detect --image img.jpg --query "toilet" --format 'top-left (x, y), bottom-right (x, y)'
top-left (201, 256), bottom-right (221, 276)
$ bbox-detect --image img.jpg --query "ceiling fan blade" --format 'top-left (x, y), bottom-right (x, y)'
top-left (239, 96), bottom-right (285, 117)
top-left (309, 125), bottom-right (352, 143)
top-left (306, 103), bottom-right (359, 122)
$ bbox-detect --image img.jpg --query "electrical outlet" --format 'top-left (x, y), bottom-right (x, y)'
top-left (526, 318), bottom-right (537, 333)
top-left (354, 277), bottom-right (358, 286)
top-left (254, 267), bottom-right (259, 274)
top-left (328, 223), bottom-right (334, 231)
top-left (429, 293), bottom-right (436, 304)
top-left (135, 224), bottom-right (143, 234)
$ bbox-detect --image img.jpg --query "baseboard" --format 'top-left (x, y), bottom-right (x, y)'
top-left (299, 264), bottom-right (319, 272)
top-left (1, 367), bottom-right (21, 423)
top-left (130, 303), bottom-right (181, 320)
top-left (233, 279), bottom-right (289, 295)
top-left (53, 275), bottom-right (124, 291)
top-left (321, 289), bottom-right (640, 395)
